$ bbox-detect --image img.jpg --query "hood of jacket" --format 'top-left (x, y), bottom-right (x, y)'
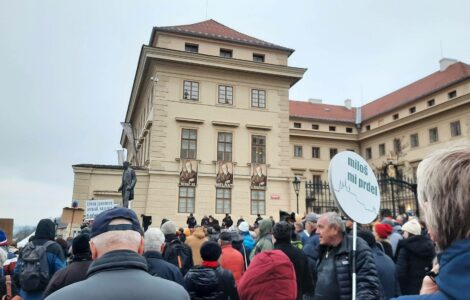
top-left (87, 249), bottom-right (148, 277)
top-left (35, 219), bottom-right (56, 240)
top-left (258, 219), bottom-right (273, 239)
top-left (401, 234), bottom-right (435, 258)
top-left (437, 239), bottom-right (470, 299)
top-left (192, 228), bottom-right (206, 239)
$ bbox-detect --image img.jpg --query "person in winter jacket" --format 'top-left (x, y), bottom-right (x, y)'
top-left (315, 212), bottom-right (381, 300)
top-left (395, 219), bottom-right (435, 295)
top-left (143, 228), bottom-right (185, 287)
top-left (392, 145), bottom-right (470, 299)
top-left (302, 212), bottom-right (320, 282)
top-left (382, 218), bottom-right (403, 256)
top-left (43, 233), bottom-right (93, 298)
top-left (222, 214), bottom-right (233, 229)
top-left (273, 221), bottom-right (314, 300)
top-left (185, 226), bottom-right (208, 266)
top-left (238, 222), bottom-right (255, 256)
top-left (45, 207), bottom-right (189, 300)
top-left (249, 219), bottom-right (273, 260)
top-left (184, 241), bottom-right (238, 300)
top-left (237, 250), bottom-right (297, 300)
top-left (357, 230), bottom-right (401, 299)
top-left (187, 213), bottom-right (197, 229)
top-left (218, 231), bottom-right (244, 284)
top-left (162, 221), bottom-right (194, 275)
top-left (15, 219), bottom-right (66, 300)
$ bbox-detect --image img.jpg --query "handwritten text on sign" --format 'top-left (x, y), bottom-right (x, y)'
top-left (85, 200), bottom-right (115, 220)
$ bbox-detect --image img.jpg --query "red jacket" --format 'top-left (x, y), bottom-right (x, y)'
top-left (220, 244), bottom-right (244, 284)
top-left (237, 250), bottom-right (297, 300)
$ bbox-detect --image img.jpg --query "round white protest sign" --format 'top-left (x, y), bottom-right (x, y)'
top-left (328, 151), bottom-right (380, 224)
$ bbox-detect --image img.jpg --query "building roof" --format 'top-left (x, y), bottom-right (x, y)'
top-left (151, 19), bottom-right (294, 55)
top-left (289, 100), bottom-right (356, 123)
top-left (361, 61), bottom-right (470, 121)
top-left (73, 164), bottom-right (147, 171)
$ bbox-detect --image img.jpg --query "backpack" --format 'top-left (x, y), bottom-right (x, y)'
top-left (19, 241), bottom-right (54, 292)
top-left (162, 239), bottom-right (193, 275)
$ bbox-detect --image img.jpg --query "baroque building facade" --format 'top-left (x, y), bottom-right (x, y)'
top-left (72, 20), bottom-right (470, 225)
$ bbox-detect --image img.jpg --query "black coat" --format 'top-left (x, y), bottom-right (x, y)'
top-left (275, 241), bottom-right (314, 299)
top-left (43, 257), bottom-right (92, 298)
top-left (184, 266), bottom-right (238, 300)
top-left (316, 235), bottom-right (381, 300)
top-left (187, 217), bottom-right (197, 228)
top-left (395, 234), bottom-right (435, 295)
top-left (144, 251), bottom-right (185, 287)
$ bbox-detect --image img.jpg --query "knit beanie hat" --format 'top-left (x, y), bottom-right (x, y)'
top-left (161, 221), bottom-right (177, 235)
top-left (374, 223), bottom-right (392, 239)
top-left (0, 230), bottom-right (7, 246)
top-left (402, 219), bottom-right (421, 236)
top-left (273, 221), bottom-right (292, 242)
top-left (200, 241), bottom-right (222, 261)
top-left (72, 233), bottom-right (91, 255)
top-left (238, 221), bottom-right (249, 233)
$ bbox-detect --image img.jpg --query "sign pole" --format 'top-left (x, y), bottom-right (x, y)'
top-left (352, 221), bottom-right (357, 300)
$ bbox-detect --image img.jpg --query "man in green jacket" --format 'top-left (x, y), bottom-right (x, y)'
top-left (249, 218), bottom-right (273, 260)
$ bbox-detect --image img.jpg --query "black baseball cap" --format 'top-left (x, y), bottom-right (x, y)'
top-left (90, 207), bottom-right (144, 238)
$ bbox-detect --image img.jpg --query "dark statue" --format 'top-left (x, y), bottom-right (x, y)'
top-left (118, 161), bottom-right (137, 208)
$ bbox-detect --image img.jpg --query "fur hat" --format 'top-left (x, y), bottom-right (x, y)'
top-left (402, 219), bottom-right (422, 236)
top-left (273, 221), bottom-right (292, 242)
top-left (161, 221), bottom-right (177, 235)
top-left (200, 241), bottom-right (222, 261)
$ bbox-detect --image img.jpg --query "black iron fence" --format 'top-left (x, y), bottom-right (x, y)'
top-left (305, 175), bottom-right (420, 218)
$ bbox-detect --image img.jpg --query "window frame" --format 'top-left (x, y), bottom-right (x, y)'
top-left (178, 186), bottom-right (195, 213)
top-left (251, 89), bottom-right (266, 108)
top-left (448, 90), bottom-right (457, 99)
top-left (429, 127), bottom-right (439, 143)
top-left (219, 48), bottom-right (233, 58)
top-left (427, 99), bottom-right (435, 107)
top-left (346, 127), bottom-right (353, 133)
top-left (450, 121), bottom-right (461, 137)
top-left (183, 80), bottom-right (199, 101)
top-left (217, 132), bottom-right (233, 161)
top-left (180, 128), bottom-right (197, 159)
top-left (409, 106), bottom-right (416, 114)
top-left (293, 122), bottom-right (302, 128)
top-left (365, 147), bottom-right (372, 159)
top-left (216, 188), bottom-right (231, 214)
top-left (251, 135), bottom-right (266, 164)
top-left (185, 43), bottom-right (199, 53)
top-left (393, 113), bottom-right (399, 120)
top-left (329, 126), bottom-right (336, 132)
top-left (329, 148), bottom-right (338, 159)
top-left (379, 144), bottom-right (386, 156)
top-left (218, 85), bottom-right (233, 105)
top-left (253, 53), bottom-right (265, 63)
top-left (410, 133), bottom-right (419, 148)
top-left (312, 147), bottom-right (320, 159)
top-left (251, 189), bottom-right (265, 215)
top-left (312, 124), bottom-right (319, 130)
top-left (294, 145), bottom-right (303, 158)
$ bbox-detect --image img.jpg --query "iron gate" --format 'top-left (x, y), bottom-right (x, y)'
top-left (305, 175), bottom-right (420, 218)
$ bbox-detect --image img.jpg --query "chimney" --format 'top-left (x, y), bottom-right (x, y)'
top-left (308, 98), bottom-right (322, 104)
top-left (439, 58), bottom-right (458, 72)
top-left (117, 150), bottom-right (125, 165)
top-left (344, 99), bottom-right (352, 110)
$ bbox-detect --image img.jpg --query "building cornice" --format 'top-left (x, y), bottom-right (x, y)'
top-left (289, 128), bottom-right (358, 141)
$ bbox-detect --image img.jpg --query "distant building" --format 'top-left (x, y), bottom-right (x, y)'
top-left (72, 20), bottom-right (470, 225)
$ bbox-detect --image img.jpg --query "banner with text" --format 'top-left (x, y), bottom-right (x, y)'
top-left (85, 199), bottom-right (115, 220)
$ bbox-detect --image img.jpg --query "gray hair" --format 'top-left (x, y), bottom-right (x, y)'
top-left (322, 212), bottom-right (345, 233)
top-left (417, 144), bottom-right (470, 251)
top-left (144, 228), bottom-right (165, 252)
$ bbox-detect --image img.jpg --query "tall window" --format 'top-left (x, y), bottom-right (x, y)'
top-left (429, 127), bottom-right (439, 143)
top-left (183, 81), bottom-right (199, 100)
top-left (181, 129), bottom-right (197, 159)
top-left (253, 54), bottom-right (265, 62)
top-left (251, 135), bottom-right (266, 163)
top-left (393, 138), bottom-right (402, 154)
top-left (217, 132), bottom-right (232, 161)
top-left (218, 85), bottom-right (233, 105)
top-left (220, 49), bottom-right (232, 58)
top-left (379, 144), bottom-right (386, 156)
top-left (185, 43), bottom-right (199, 53)
top-left (312, 147), bottom-right (320, 158)
top-left (294, 145), bottom-right (303, 157)
top-left (410, 133), bottom-right (419, 148)
top-left (216, 188), bottom-right (231, 214)
top-left (329, 148), bottom-right (338, 159)
top-left (178, 187), bottom-right (195, 213)
top-left (450, 121), bottom-right (461, 137)
top-left (251, 190), bottom-right (265, 215)
top-left (366, 147), bottom-right (372, 159)
top-left (251, 89), bottom-right (266, 108)
top-left (312, 175), bottom-right (321, 183)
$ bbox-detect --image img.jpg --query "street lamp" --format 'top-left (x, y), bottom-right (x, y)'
top-left (292, 176), bottom-right (301, 214)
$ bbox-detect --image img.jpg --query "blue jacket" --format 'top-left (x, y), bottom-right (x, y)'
top-left (392, 239), bottom-right (470, 300)
top-left (372, 245), bottom-right (400, 299)
top-left (241, 232), bottom-right (255, 254)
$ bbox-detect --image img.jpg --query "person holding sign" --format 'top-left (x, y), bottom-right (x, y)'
top-left (314, 212), bottom-right (381, 300)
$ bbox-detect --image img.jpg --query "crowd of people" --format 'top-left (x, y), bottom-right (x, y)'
top-left (0, 146), bottom-right (469, 299)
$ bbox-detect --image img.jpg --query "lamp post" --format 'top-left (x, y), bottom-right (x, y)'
top-left (292, 176), bottom-right (301, 214)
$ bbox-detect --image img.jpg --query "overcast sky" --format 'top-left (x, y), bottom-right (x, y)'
top-left (1, 0), bottom-right (470, 226)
